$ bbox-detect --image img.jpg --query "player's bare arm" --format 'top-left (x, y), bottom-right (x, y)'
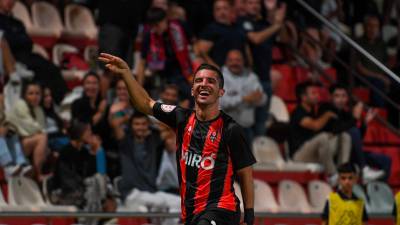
top-left (98, 53), bottom-right (156, 115)
top-left (237, 166), bottom-right (255, 225)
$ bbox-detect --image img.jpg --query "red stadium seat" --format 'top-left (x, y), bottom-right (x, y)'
top-left (352, 87), bottom-right (370, 103)
top-left (273, 64), bottom-right (297, 101)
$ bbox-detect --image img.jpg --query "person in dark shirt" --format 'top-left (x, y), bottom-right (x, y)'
top-left (320, 84), bottom-right (385, 182)
top-left (197, 0), bottom-right (248, 67)
top-left (112, 111), bottom-right (180, 212)
top-left (289, 82), bottom-right (351, 184)
top-left (53, 120), bottom-right (106, 208)
top-left (321, 163), bottom-right (369, 225)
top-left (138, 7), bottom-right (193, 99)
top-left (0, 0), bottom-right (68, 104)
top-left (237, 0), bottom-right (286, 136)
top-left (99, 53), bottom-right (256, 225)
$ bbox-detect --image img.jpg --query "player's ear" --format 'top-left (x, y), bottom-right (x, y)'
top-left (219, 88), bottom-right (225, 97)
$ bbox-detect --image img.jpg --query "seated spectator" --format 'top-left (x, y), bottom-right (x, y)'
top-left (220, 49), bottom-right (266, 141)
top-left (113, 111), bottom-right (180, 212)
top-left (0, 0), bottom-right (68, 104)
top-left (71, 72), bottom-right (110, 144)
top-left (355, 14), bottom-right (391, 107)
top-left (197, 0), bottom-right (248, 67)
top-left (321, 163), bottom-right (369, 225)
top-left (109, 78), bottom-right (134, 132)
top-left (158, 84), bottom-right (179, 105)
top-left (0, 94), bottom-right (31, 178)
top-left (42, 86), bottom-right (69, 152)
top-left (320, 84), bottom-right (385, 182)
top-left (156, 131), bottom-right (179, 194)
top-left (152, 0), bottom-right (186, 21)
top-left (137, 7), bottom-right (193, 99)
top-left (51, 120), bottom-right (107, 209)
top-left (289, 82), bottom-right (351, 184)
top-left (7, 81), bottom-right (48, 181)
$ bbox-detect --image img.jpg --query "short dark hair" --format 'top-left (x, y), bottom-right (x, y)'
top-left (146, 7), bottom-right (167, 25)
top-left (295, 81), bottom-right (315, 103)
top-left (329, 83), bottom-right (349, 94)
top-left (129, 111), bottom-right (149, 124)
top-left (68, 120), bottom-right (90, 141)
top-left (83, 71), bottom-right (100, 83)
top-left (192, 63), bottom-right (224, 88)
top-left (162, 84), bottom-right (179, 93)
top-left (337, 163), bottom-right (357, 174)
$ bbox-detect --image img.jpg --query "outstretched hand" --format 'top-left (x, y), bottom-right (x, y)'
top-left (98, 53), bottom-right (130, 76)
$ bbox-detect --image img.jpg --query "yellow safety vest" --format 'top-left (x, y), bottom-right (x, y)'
top-left (396, 192), bottom-right (400, 225)
top-left (328, 192), bottom-right (364, 225)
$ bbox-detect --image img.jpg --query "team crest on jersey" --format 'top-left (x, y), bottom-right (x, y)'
top-left (161, 104), bottom-right (176, 112)
top-left (210, 131), bottom-right (218, 142)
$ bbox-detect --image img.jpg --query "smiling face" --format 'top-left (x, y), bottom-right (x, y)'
top-left (191, 69), bottom-right (225, 107)
top-left (24, 84), bottom-right (42, 107)
top-left (83, 74), bottom-right (100, 99)
top-left (116, 79), bottom-right (129, 102)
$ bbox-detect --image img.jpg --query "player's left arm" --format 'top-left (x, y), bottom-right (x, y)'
top-left (237, 166), bottom-right (255, 225)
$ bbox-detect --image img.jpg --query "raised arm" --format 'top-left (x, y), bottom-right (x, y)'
top-left (98, 53), bottom-right (156, 115)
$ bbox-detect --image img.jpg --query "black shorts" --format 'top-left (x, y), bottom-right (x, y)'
top-left (186, 209), bottom-right (241, 225)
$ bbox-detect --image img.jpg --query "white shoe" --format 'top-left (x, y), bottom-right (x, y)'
top-left (4, 165), bottom-right (22, 179)
top-left (363, 166), bottom-right (385, 183)
top-left (328, 174), bottom-right (338, 186)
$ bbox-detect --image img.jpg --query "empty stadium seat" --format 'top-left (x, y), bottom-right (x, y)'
top-left (11, 1), bottom-right (33, 33)
top-left (352, 184), bottom-right (371, 212)
top-left (278, 180), bottom-right (312, 213)
top-left (269, 95), bottom-right (289, 123)
top-left (52, 44), bottom-right (87, 81)
top-left (8, 176), bottom-right (77, 212)
top-left (252, 137), bottom-right (323, 172)
top-left (253, 179), bottom-right (279, 212)
top-left (64, 4), bottom-right (98, 40)
top-left (31, 1), bottom-right (64, 38)
top-left (366, 181), bottom-right (394, 213)
top-left (308, 180), bottom-right (332, 212)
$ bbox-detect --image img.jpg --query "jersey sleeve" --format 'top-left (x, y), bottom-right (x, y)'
top-left (226, 123), bottom-right (256, 171)
top-left (153, 102), bottom-right (190, 129)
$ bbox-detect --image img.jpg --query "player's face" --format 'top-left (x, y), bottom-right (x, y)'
top-left (245, 0), bottom-right (261, 16)
top-left (339, 172), bottom-right (356, 193)
top-left (192, 69), bottom-right (224, 106)
top-left (131, 117), bottom-right (150, 139)
top-left (332, 89), bottom-right (349, 110)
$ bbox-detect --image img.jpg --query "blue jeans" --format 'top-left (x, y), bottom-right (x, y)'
top-left (0, 135), bottom-right (28, 166)
top-left (252, 81), bottom-right (272, 137)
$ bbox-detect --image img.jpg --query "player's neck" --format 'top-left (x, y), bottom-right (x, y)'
top-left (195, 104), bottom-right (220, 121)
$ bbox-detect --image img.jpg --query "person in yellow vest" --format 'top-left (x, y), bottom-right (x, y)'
top-left (394, 191), bottom-right (400, 225)
top-left (321, 163), bottom-right (369, 225)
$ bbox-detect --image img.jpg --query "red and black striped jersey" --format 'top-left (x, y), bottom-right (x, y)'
top-left (153, 103), bottom-right (256, 223)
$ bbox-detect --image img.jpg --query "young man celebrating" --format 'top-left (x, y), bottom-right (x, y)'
top-left (321, 163), bottom-right (369, 225)
top-left (99, 53), bottom-right (256, 225)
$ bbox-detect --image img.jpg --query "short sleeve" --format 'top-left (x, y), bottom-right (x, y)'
top-left (152, 102), bottom-right (190, 129)
top-left (226, 123), bottom-right (256, 171)
top-left (321, 200), bottom-right (329, 220)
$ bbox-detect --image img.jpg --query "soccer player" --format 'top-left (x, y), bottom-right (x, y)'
top-left (99, 53), bottom-right (256, 225)
top-left (321, 163), bottom-right (368, 225)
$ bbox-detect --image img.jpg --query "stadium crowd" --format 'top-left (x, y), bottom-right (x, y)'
top-left (0, 0), bottom-right (399, 223)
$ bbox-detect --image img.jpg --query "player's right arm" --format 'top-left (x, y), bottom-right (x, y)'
top-left (99, 53), bottom-right (156, 115)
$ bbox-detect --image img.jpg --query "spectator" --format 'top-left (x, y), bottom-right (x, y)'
top-left (355, 14), bottom-right (390, 107)
top-left (42, 86), bottom-right (69, 152)
top-left (237, 0), bottom-right (286, 136)
top-left (7, 81), bottom-right (48, 181)
top-left (158, 84), bottom-right (179, 105)
top-left (156, 131), bottom-right (179, 194)
top-left (220, 49), bottom-right (266, 141)
top-left (109, 78), bottom-right (134, 132)
top-left (71, 72), bottom-right (109, 139)
top-left (197, 0), bottom-right (248, 67)
top-left (138, 7), bottom-right (193, 99)
top-left (320, 84), bottom-right (385, 182)
top-left (97, 0), bottom-right (145, 68)
top-left (52, 120), bottom-right (107, 208)
top-left (152, 0), bottom-right (186, 21)
top-left (0, 94), bottom-right (31, 178)
top-left (113, 111), bottom-right (180, 212)
top-left (0, 0), bottom-right (68, 104)
top-left (289, 82), bottom-right (351, 184)
top-left (321, 163), bottom-right (369, 225)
